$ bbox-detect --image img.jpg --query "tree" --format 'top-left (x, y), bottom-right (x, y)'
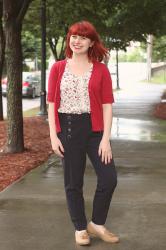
top-left (22, 30), bottom-right (41, 70)
top-left (0, 0), bottom-right (5, 121)
top-left (3, 0), bottom-right (32, 153)
top-left (106, 0), bottom-right (166, 49)
top-left (23, 0), bottom-right (119, 61)
top-left (25, 0), bottom-right (166, 61)
top-left (152, 36), bottom-right (166, 62)
top-left (46, 0), bottom-right (119, 60)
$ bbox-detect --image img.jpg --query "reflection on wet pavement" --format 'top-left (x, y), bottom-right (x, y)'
top-left (112, 117), bottom-right (166, 142)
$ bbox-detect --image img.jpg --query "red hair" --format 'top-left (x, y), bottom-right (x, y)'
top-left (65, 21), bottom-right (108, 62)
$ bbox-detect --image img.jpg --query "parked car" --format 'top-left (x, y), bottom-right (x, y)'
top-left (1, 77), bottom-right (8, 96)
top-left (22, 74), bottom-right (41, 98)
top-left (1, 73), bottom-right (41, 98)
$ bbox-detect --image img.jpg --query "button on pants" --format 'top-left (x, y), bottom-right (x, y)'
top-left (57, 112), bottom-right (117, 231)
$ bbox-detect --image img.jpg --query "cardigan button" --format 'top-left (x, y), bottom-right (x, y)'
top-left (67, 115), bottom-right (72, 120)
top-left (67, 134), bottom-right (72, 139)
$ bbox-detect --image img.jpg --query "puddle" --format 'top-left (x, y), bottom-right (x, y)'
top-left (112, 117), bottom-right (166, 142)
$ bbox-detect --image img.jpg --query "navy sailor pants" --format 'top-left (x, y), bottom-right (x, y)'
top-left (57, 112), bottom-right (117, 231)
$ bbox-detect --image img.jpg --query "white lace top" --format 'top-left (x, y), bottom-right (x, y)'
top-left (58, 60), bottom-right (93, 114)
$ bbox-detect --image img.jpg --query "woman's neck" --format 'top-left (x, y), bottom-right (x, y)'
top-left (71, 53), bottom-right (90, 65)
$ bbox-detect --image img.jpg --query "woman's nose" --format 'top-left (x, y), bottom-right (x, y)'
top-left (75, 36), bottom-right (81, 43)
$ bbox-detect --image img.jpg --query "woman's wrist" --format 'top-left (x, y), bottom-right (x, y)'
top-left (50, 131), bottom-right (58, 140)
top-left (102, 134), bottom-right (110, 142)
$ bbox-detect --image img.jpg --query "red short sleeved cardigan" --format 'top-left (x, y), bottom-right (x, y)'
top-left (47, 59), bottom-right (114, 133)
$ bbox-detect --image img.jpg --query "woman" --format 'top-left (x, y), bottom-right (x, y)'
top-left (47, 21), bottom-right (119, 246)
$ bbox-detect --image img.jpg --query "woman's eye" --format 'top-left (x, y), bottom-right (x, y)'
top-left (71, 35), bottom-right (87, 40)
top-left (71, 35), bottom-right (77, 39)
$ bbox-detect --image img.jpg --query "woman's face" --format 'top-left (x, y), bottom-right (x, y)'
top-left (69, 35), bottom-right (94, 55)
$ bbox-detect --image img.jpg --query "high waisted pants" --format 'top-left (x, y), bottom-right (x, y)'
top-left (57, 112), bottom-right (117, 231)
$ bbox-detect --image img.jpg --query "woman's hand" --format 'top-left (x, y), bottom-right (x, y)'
top-left (51, 137), bottom-right (65, 158)
top-left (98, 138), bottom-right (112, 164)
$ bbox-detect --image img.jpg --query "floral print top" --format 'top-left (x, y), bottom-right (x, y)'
top-left (58, 60), bottom-right (93, 114)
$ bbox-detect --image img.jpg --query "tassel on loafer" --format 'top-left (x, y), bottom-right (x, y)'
top-left (87, 222), bottom-right (119, 243)
top-left (75, 230), bottom-right (91, 246)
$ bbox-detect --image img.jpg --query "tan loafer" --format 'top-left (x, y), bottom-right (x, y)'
top-left (87, 222), bottom-right (119, 243)
top-left (75, 230), bottom-right (91, 245)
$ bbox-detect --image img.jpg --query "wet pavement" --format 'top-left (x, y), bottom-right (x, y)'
top-left (0, 82), bottom-right (166, 250)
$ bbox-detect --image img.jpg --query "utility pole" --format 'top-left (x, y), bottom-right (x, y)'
top-left (38, 0), bottom-right (47, 116)
top-left (116, 49), bottom-right (120, 89)
top-left (146, 34), bottom-right (153, 82)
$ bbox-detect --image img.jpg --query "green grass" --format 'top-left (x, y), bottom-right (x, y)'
top-left (153, 133), bottom-right (166, 142)
top-left (142, 70), bottom-right (166, 84)
top-left (113, 88), bottom-right (121, 92)
top-left (151, 71), bottom-right (166, 84)
top-left (23, 107), bottom-right (40, 117)
top-left (3, 106), bottom-right (47, 120)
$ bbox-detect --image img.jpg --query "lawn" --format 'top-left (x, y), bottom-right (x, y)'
top-left (151, 71), bottom-right (166, 84)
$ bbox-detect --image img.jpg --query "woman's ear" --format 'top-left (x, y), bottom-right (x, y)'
top-left (90, 41), bottom-right (95, 47)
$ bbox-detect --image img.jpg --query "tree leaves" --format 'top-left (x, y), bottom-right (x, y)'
top-left (23, 0), bottom-right (166, 57)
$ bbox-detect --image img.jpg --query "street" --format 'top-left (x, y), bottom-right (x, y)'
top-left (2, 96), bottom-right (40, 118)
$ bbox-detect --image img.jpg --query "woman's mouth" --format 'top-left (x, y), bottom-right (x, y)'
top-left (73, 45), bottom-right (82, 49)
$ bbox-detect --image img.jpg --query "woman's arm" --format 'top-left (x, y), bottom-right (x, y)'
top-left (102, 103), bottom-right (113, 141)
top-left (48, 103), bottom-right (58, 141)
top-left (48, 103), bottom-right (64, 157)
top-left (98, 103), bottom-right (113, 164)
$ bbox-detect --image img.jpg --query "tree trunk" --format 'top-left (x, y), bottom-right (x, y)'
top-left (4, 6), bottom-right (24, 152)
top-left (48, 37), bottom-right (58, 60)
top-left (147, 34), bottom-right (153, 81)
top-left (3, 0), bottom-right (32, 153)
top-left (0, 1), bottom-right (5, 121)
top-left (59, 36), bottom-right (65, 60)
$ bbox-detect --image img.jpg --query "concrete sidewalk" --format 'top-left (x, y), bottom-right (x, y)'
top-left (0, 82), bottom-right (166, 250)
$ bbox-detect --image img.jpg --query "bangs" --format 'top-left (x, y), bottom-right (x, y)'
top-left (69, 22), bottom-right (94, 40)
